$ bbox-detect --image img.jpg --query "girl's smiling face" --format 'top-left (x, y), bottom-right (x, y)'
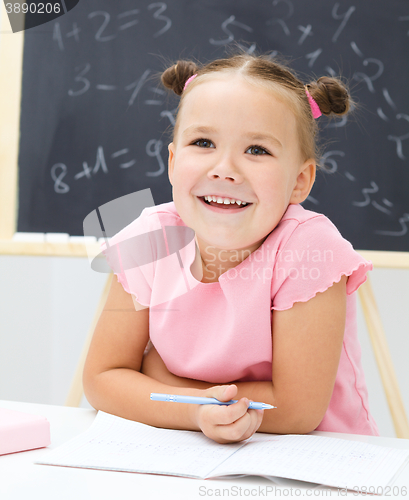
top-left (168, 75), bottom-right (315, 259)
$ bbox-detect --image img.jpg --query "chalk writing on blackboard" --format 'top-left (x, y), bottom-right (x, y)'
top-left (320, 151), bottom-right (345, 173)
top-left (388, 114), bottom-right (409, 160)
top-left (375, 214), bottom-right (409, 237)
top-left (50, 142), bottom-right (168, 193)
top-left (67, 66), bottom-right (153, 107)
top-left (52, 4), bottom-right (172, 51)
top-left (209, 15), bottom-right (253, 46)
top-left (331, 3), bottom-right (356, 43)
top-left (51, 146), bottom-right (136, 193)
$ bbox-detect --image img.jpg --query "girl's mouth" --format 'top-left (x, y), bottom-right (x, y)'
top-left (198, 196), bottom-right (252, 213)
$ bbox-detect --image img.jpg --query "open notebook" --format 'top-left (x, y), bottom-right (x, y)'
top-left (36, 411), bottom-right (409, 491)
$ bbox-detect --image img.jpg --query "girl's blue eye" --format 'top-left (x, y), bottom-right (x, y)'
top-left (193, 139), bottom-right (214, 148)
top-left (246, 145), bottom-right (269, 156)
top-left (192, 139), bottom-right (270, 155)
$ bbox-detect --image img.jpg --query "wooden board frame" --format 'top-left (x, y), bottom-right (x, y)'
top-left (0, 4), bottom-right (22, 241)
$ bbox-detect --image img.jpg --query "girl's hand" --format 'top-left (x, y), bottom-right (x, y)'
top-left (194, 384), bottom-right (264, 444)
top-left (142, 348), bottom-right (264, 442)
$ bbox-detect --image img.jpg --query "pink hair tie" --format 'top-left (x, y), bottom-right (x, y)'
top-left (183, 73), bottom-right (197, 91)
top-left (305, 88), bottom-right (322, 119)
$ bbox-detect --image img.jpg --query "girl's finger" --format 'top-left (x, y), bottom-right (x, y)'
top-left (203, 384), bottom-right (238, 403)
top-left (216, 411), bottom-right (255, 442)
top-left (232, 409), bottom-right (264, 442)
top-left (236, 409), bottom-right (264, 441)
top-left (206, 397), bottom-right (250, 425)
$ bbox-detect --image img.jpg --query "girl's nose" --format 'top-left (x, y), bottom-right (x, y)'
top-left (207, 154), bottom-right (243, 182)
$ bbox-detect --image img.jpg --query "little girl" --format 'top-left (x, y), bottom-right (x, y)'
top-left (83, 51), bottom-right (379, 444)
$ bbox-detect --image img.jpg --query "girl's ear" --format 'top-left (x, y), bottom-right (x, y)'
top-left (289, 159), bottom-right (316, 204)
top-left (168, 142), bottom-right (175, 186)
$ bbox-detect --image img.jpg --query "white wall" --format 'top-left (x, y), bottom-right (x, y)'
top-left (0, 255), bottom-right (105, 408)
top-left (0, 255), bottom-right (408, 438)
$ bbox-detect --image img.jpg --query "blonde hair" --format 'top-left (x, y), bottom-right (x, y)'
top-left (160, 50), bottom-right (354, 170)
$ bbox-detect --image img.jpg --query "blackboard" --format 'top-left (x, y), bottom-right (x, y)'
top-left (15, 0), bottom-right (409, 251)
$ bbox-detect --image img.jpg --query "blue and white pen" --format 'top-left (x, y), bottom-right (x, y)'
top-left (150, 393), bottom-right (276, 410)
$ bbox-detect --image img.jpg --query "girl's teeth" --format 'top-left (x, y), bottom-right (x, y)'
top-left (204, 196), bottom-right (247, 206)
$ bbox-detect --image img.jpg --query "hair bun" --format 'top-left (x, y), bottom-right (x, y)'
top-left (307, 76), bottom-right (350, 116)
top-left (161, 60), bottom-right (199, 96)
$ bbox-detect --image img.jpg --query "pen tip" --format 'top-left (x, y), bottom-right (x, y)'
top-left (264, 404), bottom-right (276, 409)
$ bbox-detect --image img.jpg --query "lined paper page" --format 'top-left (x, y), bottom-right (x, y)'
top-left (36, 411), bottom-right (243, 478)
top-left (212, 434), bottom-right (409, 489)
top-left (36, 411), bottom-right (409, 489)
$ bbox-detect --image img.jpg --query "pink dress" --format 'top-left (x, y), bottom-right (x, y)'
top-left (101, 202), bottom-right (379, 436)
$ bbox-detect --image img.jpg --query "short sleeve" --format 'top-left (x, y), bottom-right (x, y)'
top-left (99, 209), bottom-right (159, 307)
top-left (271, 215), bottom-right (372, 311)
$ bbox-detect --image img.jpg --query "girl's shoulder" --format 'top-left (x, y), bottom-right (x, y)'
top-left (102, 201), bottom-right (183, 248)
top-left (270, 204), bottom-right (372, 311)
top-left (276, 203), bottom-right (345, 245)
top-left (280, 203), bottom-right (332, 226)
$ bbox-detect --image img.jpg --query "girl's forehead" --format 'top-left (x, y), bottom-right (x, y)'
top-left (186, 73), bottom-right (275, 98)
top-left (182, 76), bottom-right (291, 119)
top-left (179, 76), bottom-right (295, 130)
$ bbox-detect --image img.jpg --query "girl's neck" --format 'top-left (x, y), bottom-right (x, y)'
top-left (194, 236), bottom-right (268, 283)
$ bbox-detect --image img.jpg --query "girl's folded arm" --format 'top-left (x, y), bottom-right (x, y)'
top-left (82, 275), bottom-right (204, 431)
top-left (237, 274), bottom-right (348, 434)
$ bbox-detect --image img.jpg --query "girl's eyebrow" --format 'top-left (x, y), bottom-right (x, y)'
top-left (182, 125), bottom-right (217, 136)
top-left (182, 125), bottom-right (282, 150)
top-left (245, 132), bottom-right (283, 150)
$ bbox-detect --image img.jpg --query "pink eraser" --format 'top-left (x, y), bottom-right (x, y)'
top-left (0, 407), bottom-right (51, 455)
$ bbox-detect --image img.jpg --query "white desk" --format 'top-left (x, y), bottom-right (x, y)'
top-left (1, 400), bottom-right (408, 499)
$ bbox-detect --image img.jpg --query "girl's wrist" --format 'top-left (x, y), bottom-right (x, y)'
top-left (184, 387), bottom-right (205, 431)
